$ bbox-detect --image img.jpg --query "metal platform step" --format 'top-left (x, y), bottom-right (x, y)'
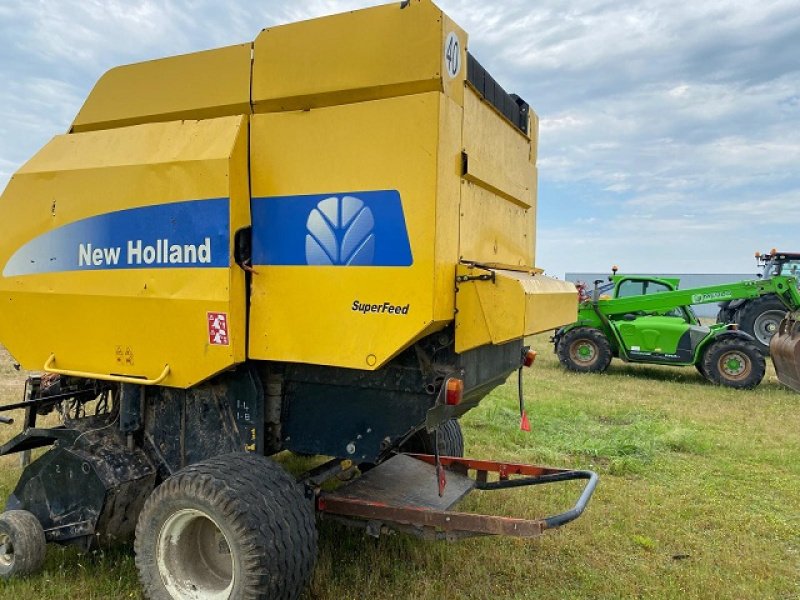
top-left (332, 454), bottom-right (475, 511)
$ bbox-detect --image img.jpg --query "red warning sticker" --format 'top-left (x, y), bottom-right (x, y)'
top-left (207, 312), bottom-right (230, 346)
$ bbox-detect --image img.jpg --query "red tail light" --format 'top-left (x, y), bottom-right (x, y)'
top-left (523, 350), bottom-right (537, 367)
top-left (445, 378), bottom-right (463, 405)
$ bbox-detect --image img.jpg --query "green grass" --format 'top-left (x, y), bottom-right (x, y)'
top-left (0, 336), bottom-right (798, 599)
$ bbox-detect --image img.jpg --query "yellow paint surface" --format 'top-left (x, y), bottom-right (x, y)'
top-left (252, 0), bottom-right (466, 112)
top-left (248, 93), bottom-right (446, 369)
top-left (72, 44), bottom-right (252, 133)
top-left (455, 265), bottom-right (578, 353)
top-left (0, 117), bottom-right (249, 388)
top-left (0, 1), bottom-right (576, 387)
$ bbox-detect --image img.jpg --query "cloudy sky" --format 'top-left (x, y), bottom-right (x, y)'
top-left (1, 0), bottom-right (798, 277)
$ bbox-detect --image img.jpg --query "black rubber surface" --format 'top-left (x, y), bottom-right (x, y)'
top-left (135, 452), bottom-right (317, 600)
top-left (0, 510), bottom-right (46, 578)
top-left (402, 419), bottom-right (465, 457)
top-left (702, 337), bottom-right (766, 389)
top-left (557, 327), bottom-right (613, 373)
top-left (735, 295), bottom-right (788, 354)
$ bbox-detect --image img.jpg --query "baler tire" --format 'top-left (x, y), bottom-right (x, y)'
top-left (0, 510), bottom-right (46, 579)
top-left (701, 338), bottom-right (766, 389)
top-left (134, 452), bottom-right (317, 600)
top-left (402, 419), bottom-right (464, 457)
top-left (557, 327), bottom-right (612, 373)
top-left (736, 296), bottom-right (788, 354)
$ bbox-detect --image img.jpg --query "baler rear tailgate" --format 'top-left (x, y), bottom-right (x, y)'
top-left (317, 454), bottom-right (597, 539)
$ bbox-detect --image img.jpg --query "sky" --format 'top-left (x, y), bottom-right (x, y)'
top-left (0, 0), bottom-right (798, 278)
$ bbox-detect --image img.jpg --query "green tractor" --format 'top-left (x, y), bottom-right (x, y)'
top-left (716, 251), bottom-right (800, 353)
top-left (554, 272), bottom-right (800, 389)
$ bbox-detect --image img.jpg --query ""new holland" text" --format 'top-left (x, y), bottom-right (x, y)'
top-left (78, 238), bottom-right (212, 267)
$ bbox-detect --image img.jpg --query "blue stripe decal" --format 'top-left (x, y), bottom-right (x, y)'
top-left (251, 190), bottom-right (413, 267)
top-left (3, 198), bottom-right (230, 277)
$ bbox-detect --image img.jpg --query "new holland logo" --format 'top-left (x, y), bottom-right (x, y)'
top-left (250, 190), bottom-right (413, 267)
top-left (305, 196), bottom-right (375, 266)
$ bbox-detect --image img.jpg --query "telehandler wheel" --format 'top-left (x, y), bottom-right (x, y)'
top-left (736, 296), bottom-right (788, 354)
top-left (557, 327), bottom-right (612, 373)
top-left (0, 510), bottom-right (46, 579)
top-left (694, 361), bottom-right (707, 379)
top-left (135, 453), bottom-right (317, 600)
top-left (402, 419), bottom-right (464, 457)
top-left (702, 338), bottom-right (766, 389)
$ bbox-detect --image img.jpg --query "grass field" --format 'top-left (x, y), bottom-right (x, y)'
top-left (0, 334), bottom-right (798, 599)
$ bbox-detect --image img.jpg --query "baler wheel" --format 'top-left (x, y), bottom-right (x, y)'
top-left (135, 452), bottom-right (317, 600)
top-left (403, 419), bottom-right (464, 457)
top-left (0, 510), bottom-right (46, 579)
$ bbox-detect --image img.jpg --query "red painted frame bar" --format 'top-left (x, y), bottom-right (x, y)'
top-left (317, 454), bottom-right (598, 538)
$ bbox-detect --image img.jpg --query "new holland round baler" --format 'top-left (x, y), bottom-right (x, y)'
top-left (0, 2), bottom-right (595, 598)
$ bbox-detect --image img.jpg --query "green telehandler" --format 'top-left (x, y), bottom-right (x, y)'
top-left (553, 273), bottom-right (800, 389)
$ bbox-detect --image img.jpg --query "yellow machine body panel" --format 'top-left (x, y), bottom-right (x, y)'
top-left (460, 87), bottom-right (537, 267)
top-left (248, 93), bottom-right (446, 369)
top-left (252, 0), bottom-right (466, 112)
top-left (0, 117), bottom-right (249, 388)
top-left (72, 44), bottom-right (253, 133)
top-left (0, 0), bottom-right (577, 385)
top-left (247, 0), bottom-right (473, 370)
top-left (453, 76), bottom-right (569, 352)
top-left (455, 265), bottom-right (579, 353)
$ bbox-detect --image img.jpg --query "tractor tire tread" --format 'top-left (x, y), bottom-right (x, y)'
top-left (402, 419), bottom-right (464, 457)
top-left (0, 510), bottom-right (46, 579)
top-left (556, 327), bottom-right (613, 373)
top-left (701, 337), bottom-right (766, 389)
top-left (135, 452), bottom-right (316, 600)
top-left (736, 295), bottom-right (788, 354)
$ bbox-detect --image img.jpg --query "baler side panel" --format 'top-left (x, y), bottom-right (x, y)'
top-left (71, 44), bottom-right (253, 134)
top-left (247, 93), bottom-right (447, 370)
top-left (0, 117), bottom-right (250, 388)
top-left (432, 94), bottom-right (464, 322)
top-left (460, 87), bottom-right (536, 266)
top-left (454, 84), bottom-right (577, 352)
top-left (252, 0), bottom-right (467, 112)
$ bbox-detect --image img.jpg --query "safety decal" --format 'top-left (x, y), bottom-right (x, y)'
top-left (207, 312), bottom-right (230, 346)
top-left (250, 190), bottom-right (413, 267)
top-left (444, 32), bottom-right (461, 79)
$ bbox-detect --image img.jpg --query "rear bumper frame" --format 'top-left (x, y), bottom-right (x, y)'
top-left (315, 454), bottom-right (598, 539)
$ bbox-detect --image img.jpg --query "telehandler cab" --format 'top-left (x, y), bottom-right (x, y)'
top-left (554, 272), bottom-right (800, 389)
